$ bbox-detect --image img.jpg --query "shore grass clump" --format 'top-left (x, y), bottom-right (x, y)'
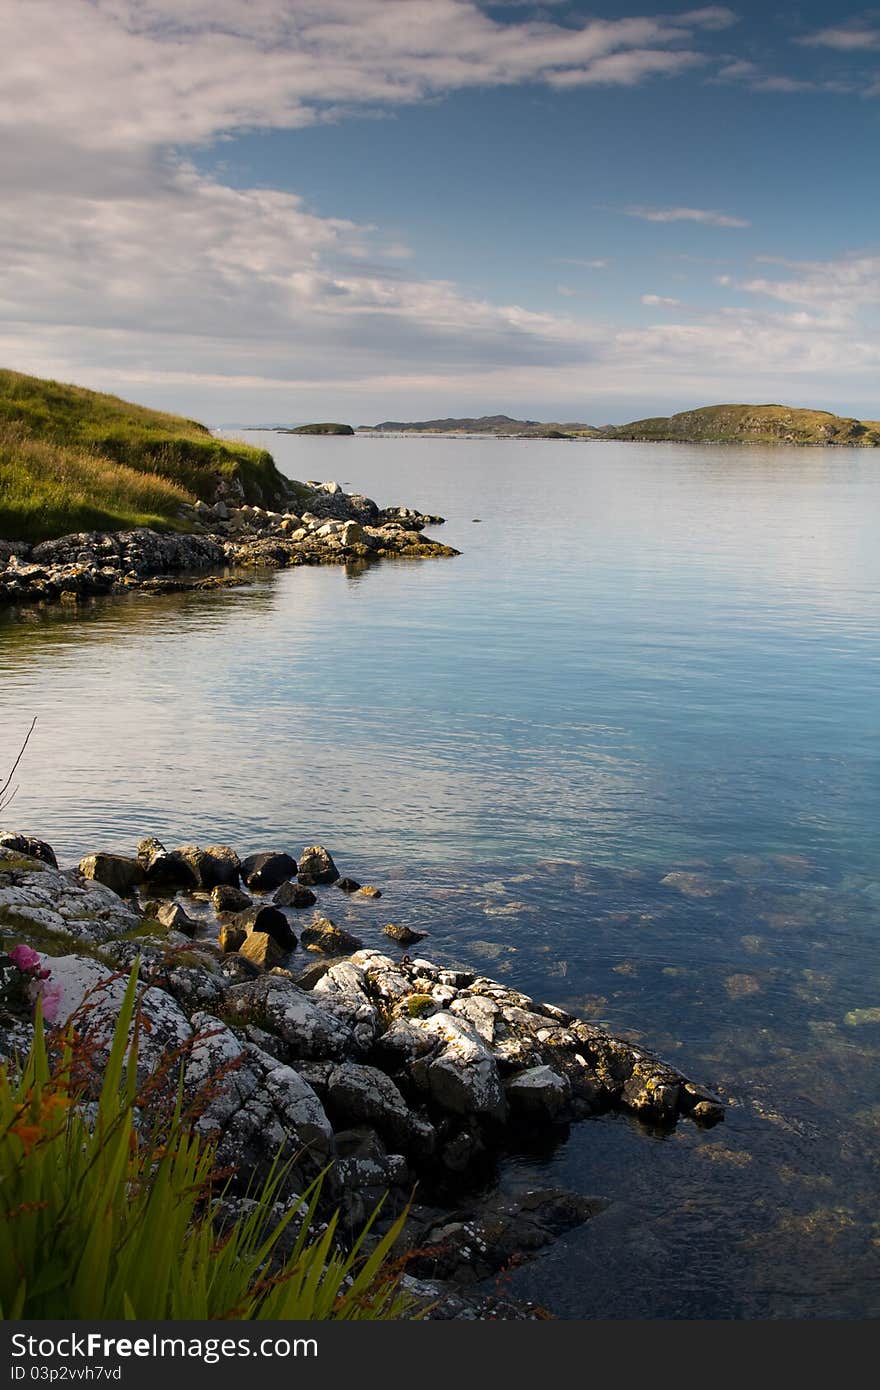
top-left (0, 968), bottom-right (414, 1320)
top-left (0, 368), bottom-right (292, 540)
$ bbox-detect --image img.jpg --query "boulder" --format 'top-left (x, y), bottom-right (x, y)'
top-left (222, 974), bottom-right (353, 1060)
top-left (411, 1012), bottom-right (507, 1122)
top-left (240, 851), bottom-right (298, 890)
top-left (211, 883), bottom-right (252, 914)
top-left (155, 900), bottom-right (198, 936)
top-left (300, 917), bottom-right (362, 955)
top-left (504, 1065), bottom-right (571, 1119)
top-left (234, 903), bottom-right (297, 950)
top-left (217, 922), bottom-right (248, 954)
top-left (383, 923), bottom-right (427, 946)
top-left (238, 933), bottom-right (285, 971)
top-left (136, 838), bottom-right (198, 890)
top-left (356, 885), bottom-right (382, 899)
top-left (297, 845), bottom-right (339, 885)
top-left (325, 1062), bottom-right (411, 1144)
top-left (273, 880), bottom-right (317, 909)
top-left (78, 853), bottom-right (142, 896)
top-left (336, 877), bottom-right (362, 894)
top-left (0, 833), bottom-right (58, 868)
top-left (175, 844), bottom-right (241, 888)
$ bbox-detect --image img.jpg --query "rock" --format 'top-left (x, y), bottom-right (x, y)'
top-left (336, 877), bottom-right (362, 893)
top-left (185, 1014), bottom-right (333, 1185)
top-left (383, 923), bottom-right (427, 946)
top-left (660, 871), bottom-right (735, 900)
top-left (0, 850), bottom-right (140, 944)
top-left (311, 960), bottom-right (378, 1053)
top-left (240, 851), bottom-right (298, 891)
top-left (136, 838), bottom-right (198, 890)
top-left (356, 885), bottom-right (382, 899)
top-left (78, 853), bottom-right (142, 896)
top-left (411, 1012), bottom-right (507, 1122)
top-left (211, 883), bottom-right (252, 914)
top-left (505, 1065), bottom-right (571, 1118)
top-left (155, 900), bottom-right (198, 936)
top-left (340, 521), bottom-right (365, 547)
top-left (175, 844), bottom-right (241, 888)
top-left (300, 917), bottom-right (362, 955)
top-left (218, 922), bottom-right (248, 953)
top-left (297, 845), bottom-right (339, 885)
top-left (219, 954), bottom-right (263, 985)
top-left (234, 903), bottom-right (297, 950)
top-left (325, 1062), bottom-right (411, 1143)
top-left (222, 974), bottom-right (353, 1060)
top-left (238, 933), bottom-right (285, 971)
top-left (273, 880), bottom-right (317, 909)
top-left (0, 833), bottom-right (58, 868)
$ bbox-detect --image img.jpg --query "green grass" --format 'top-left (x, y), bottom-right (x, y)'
top-left (0, 369), bottom-right (293, 541)
top-left (0, 969), bottom-right (416, 1319)
top-left (605, 403), bottom-right (880, 446)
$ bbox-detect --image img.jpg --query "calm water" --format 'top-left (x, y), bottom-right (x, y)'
top-left (1, 436), bottom-right (879, 1317)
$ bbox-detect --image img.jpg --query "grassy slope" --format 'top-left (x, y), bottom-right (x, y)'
top-left (605, 403), bottom-right (880, 446)
top-left (0, 369), bottom-right (292, 542)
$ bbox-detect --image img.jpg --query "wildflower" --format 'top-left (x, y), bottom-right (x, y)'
top-left (9, 944), bottom-right (42, 975)
top-left (37, 982), bottom-right (63, 1025)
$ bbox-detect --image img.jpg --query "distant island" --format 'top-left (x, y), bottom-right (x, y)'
top-left (358, 414), bottom-right (598, 438)
top-left (279, 422), bottom-right (354, 435)
top-left (357, 404), bottom-right (880, 446)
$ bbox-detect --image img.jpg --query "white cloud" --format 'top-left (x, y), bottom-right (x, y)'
top-left (625, 205), bottom-right (751, 228)
top-left (641, 294), bottom-right (682, 306)
top-left (799, 24), bottom-right (880, 51)
top-left (556, 258), bottom-right (609, 269)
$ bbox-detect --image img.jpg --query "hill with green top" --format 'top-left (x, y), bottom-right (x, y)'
top-left (0, 369), bottom-right (292, 541)
top-left (283, 422), bottom-right (354, 436)
top-left (604, 403), bottom-right (880, 447)
top-left (361, 414), bottom-right (599, 437)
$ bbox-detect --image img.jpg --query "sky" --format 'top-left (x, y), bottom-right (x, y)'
top-left (1, 0), bottom-right (879, 425)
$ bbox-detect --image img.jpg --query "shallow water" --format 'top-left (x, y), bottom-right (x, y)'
top-left (1, 435), bottom-right (879, 1317)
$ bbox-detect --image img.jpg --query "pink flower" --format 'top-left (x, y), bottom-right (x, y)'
top-left (9, 943), bottom-right (42, 975)
top-left (37, 981), bottom-right (63, 1025)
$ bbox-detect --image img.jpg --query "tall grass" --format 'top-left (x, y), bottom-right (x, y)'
top-left (0, 427), bottom-right (193, 541)
top-left (0, 970), bottom-right (415, 1319)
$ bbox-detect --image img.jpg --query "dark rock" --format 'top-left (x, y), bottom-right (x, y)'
top-left (175, 844), bottom-right (241, 888)
top-left (504, 1065), bottom-right (571, 1119)
top-left (273, 880), bottom-right (317, 909)
top-left (219, 953), bottom-right (263, 985)
top-left (234, 903), bottom-right (297, 950)
top-left (78, 853), bottom-right (142, 895)
top-left (155, 901), bottom-right (198, 937)
top-left (240, 851), bottom-right (298, 891)
top-left (300, 917), bottom-right (363, 955)
top-left (336, 877), bottom-right (362, 893)
top-left (218, 922), bottom-right (248, 954)
top-left (211, 883), bottom-right (252, 914)
top-left (137, 838), bottom-right (198, 890)
top-left (384, 922), bottom-right (428, 946)
top-left (297, 845), bottom-right (339, 884)
top-left (0, 833), bottom-right (58, 868)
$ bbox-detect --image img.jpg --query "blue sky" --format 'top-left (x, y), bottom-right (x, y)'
top-left (2, 2), bottom-right (879, 423)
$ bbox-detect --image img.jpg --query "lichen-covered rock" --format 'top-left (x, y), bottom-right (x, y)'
top-left (185, 1013), bottom-right (334, 1184)
top-left (311, 960), bottom-right (378, 1053)
top-left (325, 1062), bottom-right (411, 1144)
top-left (0, 852), bottom-right (140, 944)
top-left (0, 833), bottom-right (58, 868)
top-left (410, 1012), bottom-right (507, 1122)
top-left (221, 974), bottom-right (352, 1060)
top-left (78, 853), bottom-right (142, 895)
top-left (240, 851), bottom-right (297, 891)
top-left (504, 1065), bottom-right (571, 1118)
top-left (297, 846), bottom-right (339, 885)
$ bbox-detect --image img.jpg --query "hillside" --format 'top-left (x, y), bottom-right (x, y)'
top-left (362, 414), bottom-right (598, 437)
top-left (604, 404), bottom-right (880, 447)
top-left (0, 369), bottom-right (292, 541)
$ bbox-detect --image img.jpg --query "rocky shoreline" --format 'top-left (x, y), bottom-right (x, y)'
top-left (0, 478), bottom-right (458, 609)
top-left (0, 830), bottom-right (723, 1317)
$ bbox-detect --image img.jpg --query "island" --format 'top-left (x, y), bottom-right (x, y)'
top-left (281, 422), bottom-right (355, 435)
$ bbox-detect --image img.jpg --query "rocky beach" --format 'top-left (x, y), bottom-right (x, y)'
top-left (0, 830), bottom-right (722, 1314)
top-left (0, 477), bottom-right (457, 608)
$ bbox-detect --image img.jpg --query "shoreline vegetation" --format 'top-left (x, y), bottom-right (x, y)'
top-left (0, 832), bottom-right (724, 1316)
top-left (0, 369), bottom-right (458, 606)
